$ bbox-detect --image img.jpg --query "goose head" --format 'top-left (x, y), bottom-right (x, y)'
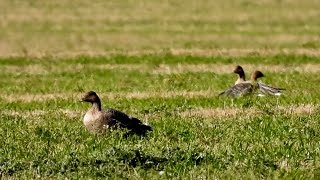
top-left (251, 71), bottom-right (265, 81)
top-left (233, 65), bottom-right (244, 75)
top-left (80, 91), bottom-right (100, 103)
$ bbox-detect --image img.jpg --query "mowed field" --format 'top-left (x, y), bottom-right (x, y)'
top-left (1, 0), bottom-right (320, 179)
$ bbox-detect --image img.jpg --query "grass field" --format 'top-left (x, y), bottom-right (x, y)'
top-left (1, 0), bottom-right (320, 179)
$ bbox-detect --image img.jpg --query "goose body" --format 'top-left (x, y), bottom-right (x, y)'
top-left (219, 82), bottom-right (254, 97)
top-left (219, 71), bottom-right (264, 97)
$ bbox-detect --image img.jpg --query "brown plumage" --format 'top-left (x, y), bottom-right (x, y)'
top-left (80, 91), bottom-right (152, 135)
top-left (233, 65), bottom-right (286, 96)
top-left (219, 71), bottom-right (264, 97)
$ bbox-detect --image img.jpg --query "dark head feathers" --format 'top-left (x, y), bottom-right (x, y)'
top-left (233, 65), bottom-right (244, 75)
top-left (81, 91), bottom-right (100, 103)
top-left (251, 71), bottom-right (264, 81)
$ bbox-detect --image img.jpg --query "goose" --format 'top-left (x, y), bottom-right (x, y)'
top-left (233, 65), bottom-right (285, 96)
top-left (219, 71), bottom-right (264, 97)
top-left (80, 91), bottom-right (152, 135)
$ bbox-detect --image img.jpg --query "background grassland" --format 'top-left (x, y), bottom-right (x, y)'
top-left (1, 0), bottom-right (320, 179)
top-left (0, 0), bottom-right (320, 56)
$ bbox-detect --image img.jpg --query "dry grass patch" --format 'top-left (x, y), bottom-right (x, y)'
top-left (0, 64), bottom-right (148, 75)
top-left (1, 109), bottom-right (47, 118)
top-left (2, 63), bottom-right (320, 75)
top-left (1, 109), bottom-right (82, 119)
top-left (1, 64), bottom-right (63, 75)
top-left (168, 48), bottom-right (320, 57)
top-left (180, 104), bottom-right (319, 119)
top-left (1, 93), bottom-right (77, 103)
top-left (1, 90), bottom-right (215, 102)
top-left (180, 107), bottom-right (261, 119)
top-left (3, 48), bottom-right (320, 58)
top-left (3, 47), bottom-right (320, 58)
top-left (153, 63), bottom-right (320, 74)
top-left (278, 104), bottom-right (318, 116)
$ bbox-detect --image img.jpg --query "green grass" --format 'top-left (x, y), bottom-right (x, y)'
top-left (1, 0), bottom-right (320, 178)
top-left (0, 54), bottom-right (320, 179)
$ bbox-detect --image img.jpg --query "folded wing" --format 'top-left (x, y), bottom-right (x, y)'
top-left (258, 82), bottom-right (286, 96)
top-left (104, 108), bottom-right (152, 135)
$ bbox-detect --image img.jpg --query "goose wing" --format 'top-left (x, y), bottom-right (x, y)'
top-left (258, 82), bottom-right (285, 96)
top-left (104, 108), bottom-right (152, 134)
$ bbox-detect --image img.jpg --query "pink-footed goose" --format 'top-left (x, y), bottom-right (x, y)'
top-left (80, 91), bottom-right (152, 135)
top-left (233, 65), bottom-right (285, 96)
